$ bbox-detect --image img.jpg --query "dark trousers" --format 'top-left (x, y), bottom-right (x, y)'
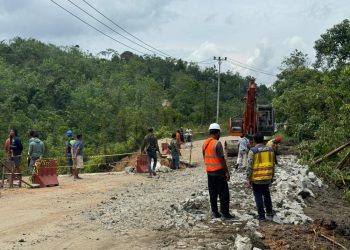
top-left (252, 183), bottom-right (273, 219)
top-left (147, 150), bottom-right (157, 175)
top-left (207, 173), bottom-right (230, 215)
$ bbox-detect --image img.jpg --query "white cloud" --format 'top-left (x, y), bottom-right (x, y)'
top-left (187, 41), bottom-right (220, 62)
top-left (283, 36), bottom-right (306, 50)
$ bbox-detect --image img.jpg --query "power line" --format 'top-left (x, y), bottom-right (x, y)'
top-left (227, 60), bottom-right (273, 75)
top-left (195, 58), bottom-right (214, 64)
top-left (197, 60), bottom-right (215, 65)
top-left (66, 0), bottom-right (166, 57)
top-left (227, 58), bottom-right (276, 76)
top-left (49, 0), bottom-right (146, 55)
top-left (213, 56), bottom-right (227, 123)
top-left (81, 0), bottom-right (173, 58)
top-left (226, 60), bottom-right (276, 77)
top-left (227, 57), bottom-right (275, 73)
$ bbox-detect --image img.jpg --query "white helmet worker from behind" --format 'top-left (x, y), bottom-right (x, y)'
top-left (208, 123), bottom-right (221, 131)
top-left (209, 123), bottom-right (221, 140)
top-left (203, 122), bottom-right (234, 219)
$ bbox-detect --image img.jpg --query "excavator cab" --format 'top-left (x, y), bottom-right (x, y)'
top-left (256, 104), bottom-right (274, 136)
top-left (225, 79), bottom-right (275, 157)
top-left (229, 117), bottom-right (243, 136)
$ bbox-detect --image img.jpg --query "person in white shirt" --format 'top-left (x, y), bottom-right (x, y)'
top-left (236, 134), bottom-right (250, 169)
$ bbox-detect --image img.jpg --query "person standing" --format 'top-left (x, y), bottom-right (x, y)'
top-left (180, 127), bottom-right (184, 143)
top-left (202, 123), bottom-right (234, 219)
top-left (27, 130), bottom-right (35, 169)
top-left (236, 134), bottom-right (250, 169)
top-left (72, 134), bottom-right (84, 180)
top-left (266, 137), bottom-right (282, 165)
top-left (176, 129), bottom-right (181, 149)
top-left (141, 128), bottom-right (160, 177)
top-left (170, 132), bottom-right (181, 170)
top-left (66, 130), bottom-right (75, 175)
top-left (247, 133), bottom-right (275, 221)
top-left (28, 132), bottom-right (45, 175)
top-left (5, 129), bottom-right (23, 173)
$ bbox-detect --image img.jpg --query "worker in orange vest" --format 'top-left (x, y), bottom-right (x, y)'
top-left (202, 123), bottom-right (234, 219)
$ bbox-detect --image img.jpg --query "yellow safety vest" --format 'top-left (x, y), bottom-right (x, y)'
top-left (266, 139), bottom-right (278, 152)
top-left (251, 146), bottom-right (274, 181)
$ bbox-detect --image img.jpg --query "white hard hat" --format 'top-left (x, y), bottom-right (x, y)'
top-left (208, 123), bottom-right (221, 131)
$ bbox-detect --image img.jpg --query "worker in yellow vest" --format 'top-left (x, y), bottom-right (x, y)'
top-left (266, 137), bottom-right (281, 164)
top-left (247, 133), bottom-right (275, 221)
top-left (202, 123), bottom-right (234, 219)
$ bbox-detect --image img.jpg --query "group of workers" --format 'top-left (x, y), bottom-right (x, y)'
top-left (237, 134), bottom-right (281, 169)
top-left (4, 129), bottom-right (44, 175)
top-left (202, 123), bottom-right (281, 221)
top-left (140, 127), bottom-right (184, 178)
top-left (3, 129), bottom-right (84, 180)
top-left (140, 123), bottom-right (282, 221)
top-left (5, 124), bottom-right (281, 221)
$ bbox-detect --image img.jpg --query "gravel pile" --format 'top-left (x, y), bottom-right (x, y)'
top-left (161, 155), bottom-right (324, 249)
top-left (86, 155), bottom-right (324, 249)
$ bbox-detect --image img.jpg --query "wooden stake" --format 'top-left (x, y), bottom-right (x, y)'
top-left (312, 140), bottom-right (350, 165)
top-left (319, 232), bottom-right (348, 250)
top-left (337, 150), bottom-right (350, 169)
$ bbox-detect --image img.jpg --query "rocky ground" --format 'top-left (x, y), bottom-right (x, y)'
top-left (85, 154), bottom-right (350, 249)
top-left (1, 137), bottom-right (349, 250)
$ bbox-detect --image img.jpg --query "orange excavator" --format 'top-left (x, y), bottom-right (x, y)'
top-left (225, 78), bottom-right (275, 156)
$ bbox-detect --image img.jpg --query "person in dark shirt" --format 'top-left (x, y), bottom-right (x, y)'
top-left (5, 129), bottom-right (23, 172)
top-left (141, 128), bottom-right (160, 177)
top-left (170, 133), bottom-right (181, 170)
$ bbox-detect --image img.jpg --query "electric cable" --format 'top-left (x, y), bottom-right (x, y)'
top-left (67, 0), bottom-right (166, 57)
top-left (50, 0), bottom-right (146, 55)
top-left (227, 57), bottom-right (274, 73)
top-left (226, 60), bottom-right (276, 77)
top-left (81, 0), bottom-right (172, 58)
top-left (227, 58), bottom-right (276, 76)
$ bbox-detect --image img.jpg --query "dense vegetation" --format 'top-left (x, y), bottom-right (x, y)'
top-left (1, 18), bottom-right (349, 198)
top-left (272, 19), bottom-right (350, 198)
top-left (0, 37), bottom-right (272, 172)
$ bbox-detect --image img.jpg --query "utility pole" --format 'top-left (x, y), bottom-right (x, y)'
top-left (202, 81), bottom-right (207, 125)
top-left (213, 56), bottom-right (227, 123)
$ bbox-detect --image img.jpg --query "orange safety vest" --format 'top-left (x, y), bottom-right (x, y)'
top-left (202, 138), bottom-right (223, 172)
top-left (250, 145), bottom-right (274, 181)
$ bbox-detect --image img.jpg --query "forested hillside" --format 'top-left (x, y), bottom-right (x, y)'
top-left (272, 19), bottom-right (350, 194)
top-left (0, 37), bottom-right (272, 163)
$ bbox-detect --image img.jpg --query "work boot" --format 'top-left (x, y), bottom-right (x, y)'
top-left (266, 211), bottom-right (274, 221)
top-left (254, 215), bottom-right (266, 221)
top-left (152, 171), bottom-right (157, 176)
top-left (211, 211), bottom-right (221, 218)
top-left (222, 213), bottom-right (235, 220)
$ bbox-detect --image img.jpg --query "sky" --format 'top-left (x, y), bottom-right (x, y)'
top-left (0, 0), bottom-right (349, 85)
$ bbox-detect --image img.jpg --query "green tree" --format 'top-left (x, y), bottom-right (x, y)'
top-left (314, 19), bottom-right (350, 69)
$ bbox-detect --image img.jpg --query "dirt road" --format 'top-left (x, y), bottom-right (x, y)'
top-left (0, 136), bottom-right (214, 250)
